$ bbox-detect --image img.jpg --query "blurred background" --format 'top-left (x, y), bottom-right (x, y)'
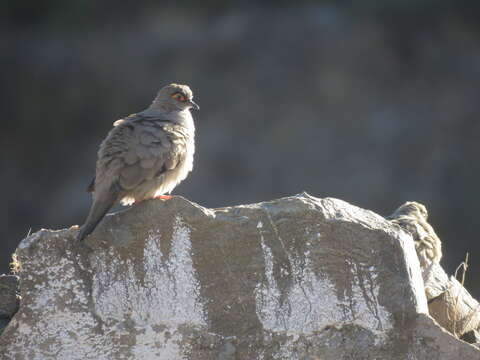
top-left (1, 1), bottom-right (480, 296)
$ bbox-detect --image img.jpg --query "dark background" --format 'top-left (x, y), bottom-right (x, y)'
top-left (2, 1), bottom-right (480, 296)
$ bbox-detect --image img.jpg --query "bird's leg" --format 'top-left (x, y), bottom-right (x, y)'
top-left (155, 195), bottom-right (173, 200)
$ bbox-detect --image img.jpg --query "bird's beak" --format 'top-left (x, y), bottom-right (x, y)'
top-left (189, 100), bottom-right (200, 110)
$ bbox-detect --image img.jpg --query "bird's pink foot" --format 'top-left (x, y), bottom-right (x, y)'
top-left (155, 195), bottom-right (173, 201)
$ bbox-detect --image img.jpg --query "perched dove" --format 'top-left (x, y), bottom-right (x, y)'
top-left (387, 201), bottom-right (442, 267)
top-left (77, 83), bottom-right (199, 241)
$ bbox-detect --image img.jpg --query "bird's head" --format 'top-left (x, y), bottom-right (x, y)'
top-left (390, 201), bottom-right (429, 220)
top-left (151, 83), bottom-right (199, 112)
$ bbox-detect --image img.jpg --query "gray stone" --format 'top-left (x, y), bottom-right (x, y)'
top-left (0, 194), bottom-right (478, 359)
top-left (425, 264), bottom-right (480, 337)
top-left (0, 275), bottom-right (19, 318)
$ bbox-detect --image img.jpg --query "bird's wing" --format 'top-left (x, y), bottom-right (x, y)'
top-left (78, 113), bottom-right (188, 241)
top-left (94, 114), bottom-right (187, 194)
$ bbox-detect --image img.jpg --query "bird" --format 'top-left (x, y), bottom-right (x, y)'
top-left (387, 201), bottom-right (442, 267)
top-left (77, 83), bottom-right (199, 241)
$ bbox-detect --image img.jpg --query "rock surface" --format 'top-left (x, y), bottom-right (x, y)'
top-left (0, 194), bottom-right (478, 359)
top-left (0, 275), bottom-right (19, 319)
top-left (422, 262), bottom-right (480, 338)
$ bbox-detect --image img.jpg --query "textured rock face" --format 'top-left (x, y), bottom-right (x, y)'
top-left (1, 194), bottom-right (478, 359)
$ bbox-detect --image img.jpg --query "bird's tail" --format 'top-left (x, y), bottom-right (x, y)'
top-left (77, 184), bottom-right (119, 241)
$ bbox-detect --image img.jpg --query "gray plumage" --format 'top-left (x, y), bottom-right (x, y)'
top-left (387, 201), bottom-right (442, 267)
top-left (77, 83), bottom-right (199, 241)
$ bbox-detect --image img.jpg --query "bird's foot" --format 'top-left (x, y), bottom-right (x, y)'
top-left (155, 195), bottom-right (173, 201)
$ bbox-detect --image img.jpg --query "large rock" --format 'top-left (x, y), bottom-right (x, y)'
top-left (0, 194), bottom-right (478, 359)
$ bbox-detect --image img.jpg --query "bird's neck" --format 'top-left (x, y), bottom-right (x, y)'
top-left (149, 99), bottom-right (177, 112)
top-left (142, 106), bottom-right (194, 129)
top-left (176, 110), bottom-right (195, 132)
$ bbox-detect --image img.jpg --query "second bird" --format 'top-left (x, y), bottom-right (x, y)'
top-left (77, 83), bottom-right (199, 241)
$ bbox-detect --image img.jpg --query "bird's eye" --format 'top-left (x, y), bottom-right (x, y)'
top-left (171, 93), bottom-right (187, 102)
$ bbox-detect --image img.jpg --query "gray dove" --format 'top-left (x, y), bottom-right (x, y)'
top-left (387, 201), bottom-right (442, 267)
top-left (77, 83), bottom-right (199, 241)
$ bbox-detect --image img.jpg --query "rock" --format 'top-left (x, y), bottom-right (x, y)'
top-left (410, 250), bottom-right (480, 341)
top-left (0, 275), bottom-right (19, 318)
top-left (0, 194), bottom-right (478, 359)
top-left (422, 262), bottom-right (451, 300)
top-left (427, 271), bottom-right (480, 338)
